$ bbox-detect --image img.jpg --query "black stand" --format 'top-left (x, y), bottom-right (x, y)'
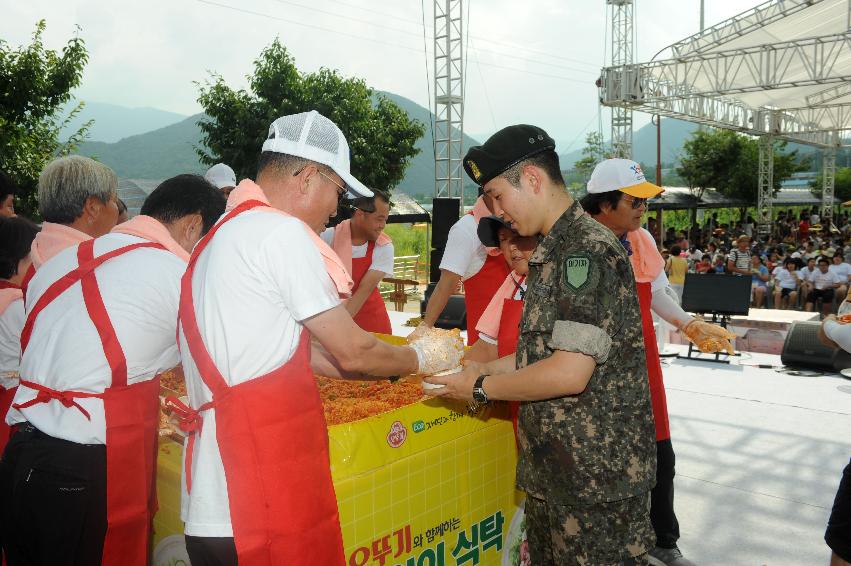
top-left (677, 313), bottom-right (737, 365)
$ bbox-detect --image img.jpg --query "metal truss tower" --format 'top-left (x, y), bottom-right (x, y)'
top-left (608, 0), bottom-right (634, 159)
top-left (434, 0), bottom-right (464, 199)
top-left (757, 135), bottom-right (774, 236)
top-left (822, 134), bottom-right (838, 225)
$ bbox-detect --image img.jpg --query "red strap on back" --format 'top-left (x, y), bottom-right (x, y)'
top-left (179, 200), bottom-right (266, 396)
top-left (20, 263), bottom-right (35, 303)
top-left (20, 240), bottom-right (164, 354)
top-left (77, 240), bottom-right (131, 388)
top-left (0, 281), bottom-right (21, 290)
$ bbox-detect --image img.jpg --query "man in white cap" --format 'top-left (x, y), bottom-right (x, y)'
top-left (204, 163), bottom-right (237, 197)
top-left (176, 110), bottom-right (462, 566)
top-left (581, 158), bottom-right (735, 566)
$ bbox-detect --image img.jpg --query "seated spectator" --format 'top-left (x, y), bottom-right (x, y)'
top-left (712, 255), bottom-right (726, 274)
top-left (799, 257), bottom-right (818, 300)
top-left (805, 257), bottom-right (841, 316)
top-left (750, 255), bottom-right (769, 308)
top-left (772, 258), bottom-right (800, 310)
top-left (695, 256), bottom-right (712, 274)
top-left (830, 253), bottom-right (851, 305)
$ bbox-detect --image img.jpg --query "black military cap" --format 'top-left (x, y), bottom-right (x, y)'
top-left (463, 124), bottom-right (556, 186)
top-left (477, 215), bottom-right (514, 247)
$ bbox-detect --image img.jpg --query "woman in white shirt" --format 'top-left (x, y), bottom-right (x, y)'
top-left (771, 258), bottom-right (800, 309)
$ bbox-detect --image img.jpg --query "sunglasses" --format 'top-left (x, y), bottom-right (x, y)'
top-left (621, 194), bottom-right (648, 210)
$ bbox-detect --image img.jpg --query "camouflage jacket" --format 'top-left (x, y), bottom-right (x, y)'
top-left (515, 200), bottom-right (656, 505)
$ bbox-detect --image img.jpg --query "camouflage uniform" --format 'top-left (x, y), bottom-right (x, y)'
top-left (516, 200), bottom-right (657, 565)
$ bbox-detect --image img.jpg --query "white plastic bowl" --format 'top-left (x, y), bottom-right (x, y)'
top-left (422, 366), bottom-right (462, 391)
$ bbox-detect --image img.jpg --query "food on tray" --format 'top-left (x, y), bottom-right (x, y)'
top-left (160, 366), bottom-right (187, 396)
top-left (404, 316), bottom-right (423, 327)
top-left (315, 376), bottom-right (424, 425)
top-left (158, 367), bottom-right (428, 433)
top-left (837, 313), bottom-right (851, 324)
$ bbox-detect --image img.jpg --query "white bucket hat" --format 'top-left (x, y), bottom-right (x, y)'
top-left (204, 163), bottom-right (237, 189)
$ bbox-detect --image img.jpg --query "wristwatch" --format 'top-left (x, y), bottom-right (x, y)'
top-left (472, 374), bottom-right (490, 404)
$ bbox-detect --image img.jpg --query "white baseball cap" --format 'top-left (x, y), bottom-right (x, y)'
top-left (262, 110), bottom-right (373, 199)
top-left (204, 163), bottom-right (237, 189)
top-left (587, 158), bottom-right (663, 198)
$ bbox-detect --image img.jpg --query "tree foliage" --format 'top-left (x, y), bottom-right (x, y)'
top-left (573, 131), bottom-right (606, 181)
top-left (676, 128), bottom-right (805, 202)
top-left (196, 39), bottom-right (424, 192)
top-left (0, 20), bottom-right (91, 216)
top-left (811, 167), bottom-right (851, 202)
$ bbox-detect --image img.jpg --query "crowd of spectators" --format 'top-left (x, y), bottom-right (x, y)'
top-left (650, 206), bottom-right (851, 317)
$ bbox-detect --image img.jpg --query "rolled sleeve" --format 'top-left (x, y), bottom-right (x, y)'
top-left (548, 320), bottom-right (612, 364)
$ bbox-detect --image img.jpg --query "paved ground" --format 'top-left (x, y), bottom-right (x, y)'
top-left (661, 350), bottom-right (850, 566)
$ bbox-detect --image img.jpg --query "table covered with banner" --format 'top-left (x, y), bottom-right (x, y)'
top-left (152, 334), bottom-right (529, 566)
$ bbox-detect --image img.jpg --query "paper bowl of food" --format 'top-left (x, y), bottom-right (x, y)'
top-left (422, 367), bottom-right (462, 391)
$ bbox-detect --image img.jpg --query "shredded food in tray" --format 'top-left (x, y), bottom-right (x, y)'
top-left (316, 376), bottom-right (424, 425)
top-left (158, 365), bottom-right (425, 430)
top-left (837, 314), bottom-right (851, 324)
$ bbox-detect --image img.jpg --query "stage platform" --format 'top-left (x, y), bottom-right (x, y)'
top-left (387, 309), bottom-right (850, 565)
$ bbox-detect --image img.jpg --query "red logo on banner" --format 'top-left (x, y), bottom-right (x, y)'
top-left (386, 421), bottom-right (408, 448)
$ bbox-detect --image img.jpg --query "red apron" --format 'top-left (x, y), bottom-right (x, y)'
top-left (497, 293), bottom-right (524, 442)
top-left (176, 200), bottom-right (345, 566)
top-left (636, 281), bottom-right (671, 441)
top-left (351, 240), bottom-right (392, 334)
top-left (14, 238), bottom-right (164, 565)
top-left (463, 253), bottom-right (510, 345)
top-left (0, 281), bottom-right (21, 454)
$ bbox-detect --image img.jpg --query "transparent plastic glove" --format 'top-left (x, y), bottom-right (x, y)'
top-left (409, 329), bottom-right (465, 375)
top-left (682, 319), bottom-right (737, 355)
top-left (406, 322), bottom-right (431, 343)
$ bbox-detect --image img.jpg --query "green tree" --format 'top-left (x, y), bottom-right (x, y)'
top-left (811, 167), bottom-right (851, 202)
top-left (196, 39), bottom-right (424, 192)
top-left (0, 20), bottom-right (91, 216)
top-left (573, 131), bottom-right (606, 181)
top-left (676, 129), bottom-right (741, 199)
top-left (677, 128), bottom-right (803, 202)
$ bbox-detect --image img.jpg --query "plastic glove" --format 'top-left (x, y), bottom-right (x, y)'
top-left (406, 322), bottom-right (431, 343)
top-left (409, 328), bottom-right (465, 375)
top-left (682, 319), bottom-right (737, 355)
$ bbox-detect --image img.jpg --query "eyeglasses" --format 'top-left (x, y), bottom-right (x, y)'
top-left (621, 194), bottom-right (648, 210)
top-left (294, 166), bottom-right (348, 204)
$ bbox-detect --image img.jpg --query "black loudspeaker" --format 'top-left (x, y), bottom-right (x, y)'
top-left (420, 283), bottom-right (467, 331)
top-left (781, 321), bottom-right (851, 371)
top-left (431, 198), bottom-right (461, 250)
top-left (430, 248), bottom-right (444, 283)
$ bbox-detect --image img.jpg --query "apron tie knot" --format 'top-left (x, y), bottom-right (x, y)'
top-left (13, 380), bottom-right (100, 421)
top-left (163, 395), bottom-right (214, 493)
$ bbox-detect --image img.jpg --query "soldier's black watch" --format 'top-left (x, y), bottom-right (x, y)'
top-left (472, 374), bottom-right (490, 404)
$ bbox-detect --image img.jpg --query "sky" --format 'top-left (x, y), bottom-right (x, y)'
top-left (3, 0), bottom-right (756, 153)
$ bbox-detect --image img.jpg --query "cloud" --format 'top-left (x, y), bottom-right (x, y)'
top-left (2, 0), bottom-right (752, 149)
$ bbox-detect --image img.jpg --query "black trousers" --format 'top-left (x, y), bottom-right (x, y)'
top-left (650, 438), bottom-right (680, 549)
top-left (185, 535), bottom-right (238, 566)
top-left (826, 458), bottom-right (851, 562)
top-left (0, 423), bottom-right (107, 566)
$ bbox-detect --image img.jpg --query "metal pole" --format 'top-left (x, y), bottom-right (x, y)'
top-left (700, 0), bottom-right (705, 32)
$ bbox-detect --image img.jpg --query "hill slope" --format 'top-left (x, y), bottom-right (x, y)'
top-left (63, 101), bottom-right (188, 143)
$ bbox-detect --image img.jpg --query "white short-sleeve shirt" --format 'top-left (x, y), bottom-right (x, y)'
top-left (829, 262), bottom-right (851, 282)
top-left (180, 210), bottom-right (341, 538)
top-left (320, 228), bottom-right (395, 276)
top-left (0, 296), bottom-right (25, 387)
top-left (6, 233), bottom-right (185, 443)
top-left (811, 269), bottom-right (841, 290)
top-left (772, 267), bottom-right (798, 290)
top-left (438, 215), bottom-right (487, 280)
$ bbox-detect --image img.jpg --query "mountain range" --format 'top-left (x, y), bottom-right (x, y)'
top-left (68, 96), bottom-right (836, 196)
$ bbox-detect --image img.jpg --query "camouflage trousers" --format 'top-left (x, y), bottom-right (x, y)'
top-left (525, 493), bottom-right (654, 566)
